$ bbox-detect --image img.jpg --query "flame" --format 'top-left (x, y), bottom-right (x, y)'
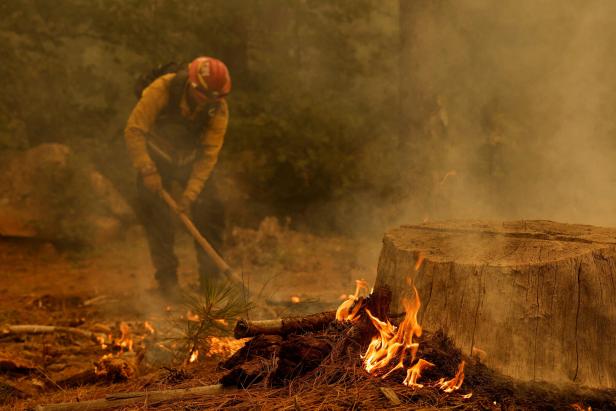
top-left (96, 334), bottom-right (108, 349)
top-left (290, 295), bottom-right (301, 304)
top-left (189, 350), bottom-right (199, 363)
top-left (187, 310), bottom-right (200, 322)
top-left (205, 337), bottom-right (247, 358)
top-left (116, 322), bottom-right (134, 352)
top-left (403, 358), bottom-right (434, 387)
top-left (335, 279), bottom-right (369, 322)
top-left (438, 361), bottom-right (465, 392)
top-left (362, 286), bottom-right (423, 381)
top-left (414, 253), bottom-right (425, 272)
top-left (144, 321), bottom-right (155, 334)
top-left (571, 405), bottom-right (592, 411)
top-left (339, 279), bottom-right (470, 395)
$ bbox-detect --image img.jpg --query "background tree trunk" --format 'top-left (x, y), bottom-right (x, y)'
top-left (375, 220), bottom-right (616, 388)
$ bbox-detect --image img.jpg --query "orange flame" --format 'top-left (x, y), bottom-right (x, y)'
top-left (414, 253), bottom-right (425, 271)
top-left (290, 295), bottom-right (301, 304)
top-left (187, 310), bottom-right (200, 322)
top-left (144, 321), bottom-right (155, 335)
top-left (438, 361), bottom-right (466, 392)
top-left (215, 318), bottom-right (228, 327)
top-left (205, 337), bottom-right (247, 358)
top-left (96, 334), bottom-right (108, 350)
top-left (116, 322), bottom-right (133, 352)
top-left (189, 349), bottom-right (199, 363)
top-left (403, 358), bottom-right (434, 387)
top-left (362, 286), bottom-right (423, 382)
top-left (339, 279), bottom-right (471, 395)
top-left (335, 279), bottom-right (368, 322)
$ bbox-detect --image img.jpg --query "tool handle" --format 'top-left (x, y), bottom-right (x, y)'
top-left (159, 190), bottom-right (231, 273)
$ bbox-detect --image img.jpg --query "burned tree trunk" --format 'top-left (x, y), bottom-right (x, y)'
top-left (374, 220), bottom-right (616, 389)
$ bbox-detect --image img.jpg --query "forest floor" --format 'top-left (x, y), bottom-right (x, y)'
top-left (0, 218), bottom-right (379, 410)
top-left (1, 220), bottom-right (613, 410)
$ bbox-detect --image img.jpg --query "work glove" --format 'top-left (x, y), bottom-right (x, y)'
top-left (141, 168), bottom-right (162, 194)
top-left (177, 191), bottom-right (197, 214)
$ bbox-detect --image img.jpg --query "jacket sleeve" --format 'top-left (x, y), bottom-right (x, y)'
top-left (124, 76), bottom-right (171, 172)
top-left (183, 99), bottom-right (229, 200)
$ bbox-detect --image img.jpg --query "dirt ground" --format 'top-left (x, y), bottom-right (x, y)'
top-left (0, 219), bottom-right (379, 410)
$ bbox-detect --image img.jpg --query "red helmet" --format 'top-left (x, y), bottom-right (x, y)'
top-left (188, 57), bottom-right (231, 99)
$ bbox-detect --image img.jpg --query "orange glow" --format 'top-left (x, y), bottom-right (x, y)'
top-left (414, 253), bottom-right (425, 271)
top-left (438, 361), bottom-right (465, 392)
top-left (462, 393), bottom-right (473, 399)
top-left (144, 321), bottom-right (155, 334)
top-left (116, 322), bottom-right (134, 352)
top-left (291, 295), bottom-right (301, 304)
top-left (96, 334), bottom-right (108, 349)
top-left (205, 337), bottom-right (247, 358)
top-left (335, 279), bottom-right (368, 322)
top-left (189, 349), bottom-right (199, 363)
top-left (187, 310), bottom-right (200, 322)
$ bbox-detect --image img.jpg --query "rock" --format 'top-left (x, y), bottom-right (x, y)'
top-left (374, 220), bottom-right (616, 389)
top-left (0, 143), bottom-right (134, 244)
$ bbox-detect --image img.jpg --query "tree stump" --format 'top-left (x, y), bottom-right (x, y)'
top-left (374, 220), bottom-right (616, 388)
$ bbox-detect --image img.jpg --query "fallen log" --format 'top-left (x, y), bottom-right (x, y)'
top-left (1, 325), bottom-right (106, 344)
top-left (233, 311), bottom-right (336, 338)
top-left (35, 384), bottom-right (230, 411)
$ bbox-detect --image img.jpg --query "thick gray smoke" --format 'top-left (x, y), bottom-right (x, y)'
top-left (393, 0), bottom-right (616, 227)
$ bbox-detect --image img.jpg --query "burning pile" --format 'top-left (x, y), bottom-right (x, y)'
top-left (219, 275), bottom-right (474, 403)
top-left (334, 277), bottom-right (468, 394)
top-left (208, 279), bottom-right (615, 411)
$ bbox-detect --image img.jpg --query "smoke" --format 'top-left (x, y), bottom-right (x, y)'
top-left (391, 0), bottom-right (616, 228)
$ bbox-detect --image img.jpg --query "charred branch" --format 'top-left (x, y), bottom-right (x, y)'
top-left (233, 311), bottom-right (336, 338)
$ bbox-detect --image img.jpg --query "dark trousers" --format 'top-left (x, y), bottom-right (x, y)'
top-left (135, 161), bottom-right (225, 289)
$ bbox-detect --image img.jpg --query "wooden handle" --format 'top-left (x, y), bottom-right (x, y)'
top-left (159, 190), bottom-right (231, 273)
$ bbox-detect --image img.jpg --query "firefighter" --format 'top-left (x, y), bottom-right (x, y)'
top-left (124, 56), bottom-right (231, 297)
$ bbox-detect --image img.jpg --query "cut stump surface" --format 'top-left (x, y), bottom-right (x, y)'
top-left (374, 220), bottom-right (616, 388)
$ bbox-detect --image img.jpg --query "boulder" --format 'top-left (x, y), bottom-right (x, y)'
top-left (0, 143), bottom-right (133, 244)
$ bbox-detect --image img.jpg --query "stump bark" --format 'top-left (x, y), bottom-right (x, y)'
top-left (374, 220), bottom-right (616, 388)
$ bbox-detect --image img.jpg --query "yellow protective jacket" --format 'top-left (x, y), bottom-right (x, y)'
top-left (124, 72), bottom-right (229, 201)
